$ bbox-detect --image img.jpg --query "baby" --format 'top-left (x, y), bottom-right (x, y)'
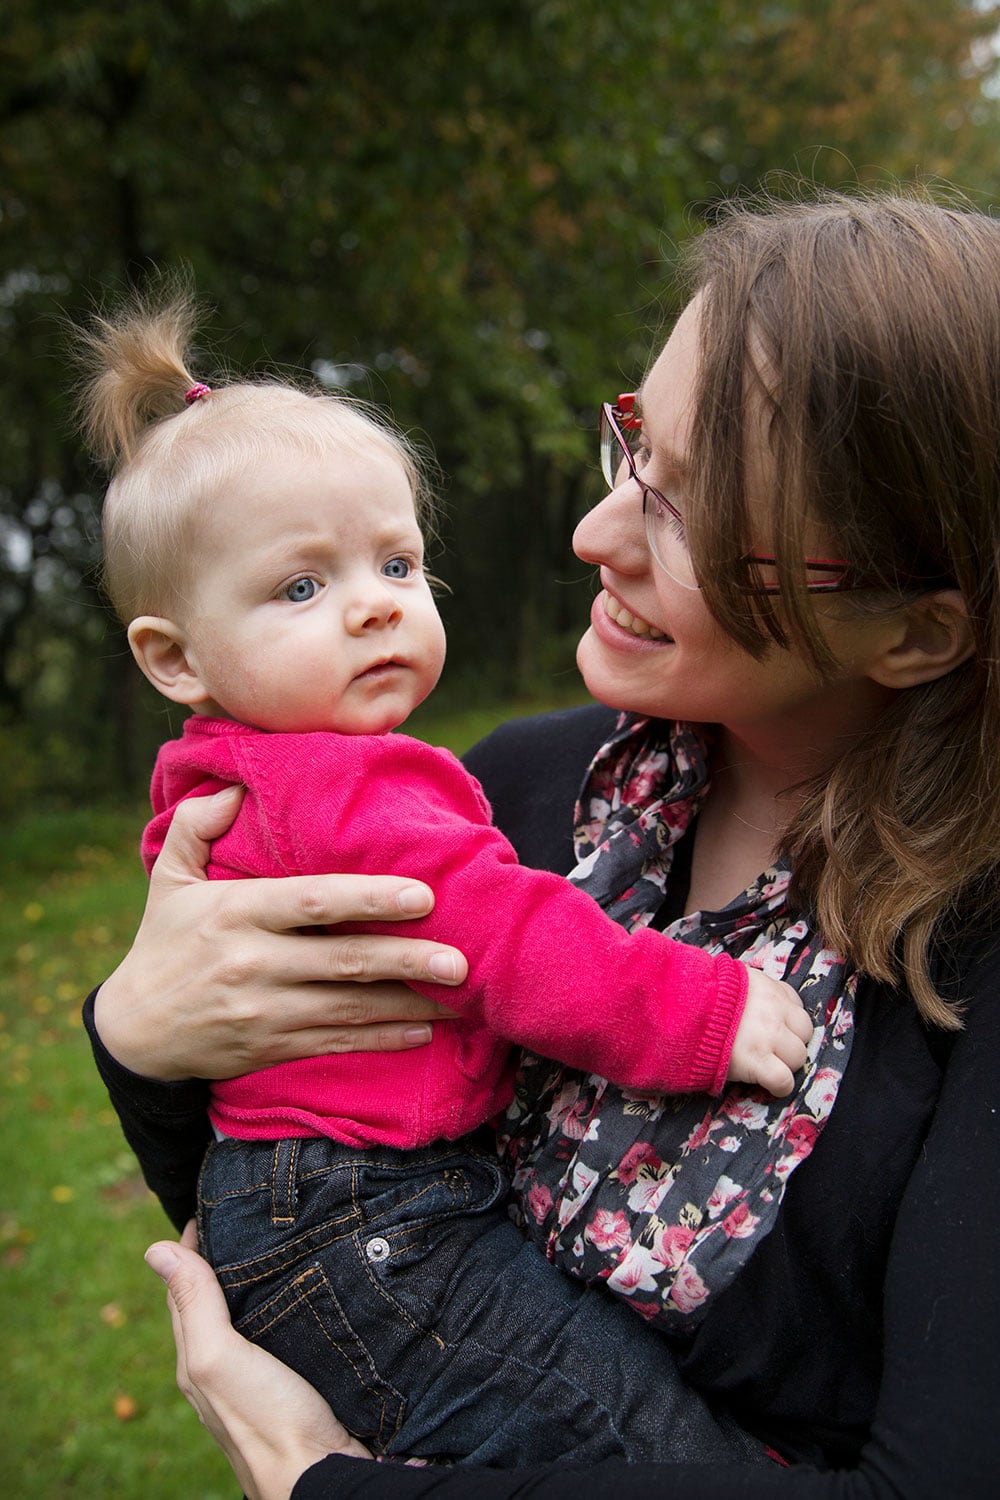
top-left (81, 290), bottom-right (810, 1465)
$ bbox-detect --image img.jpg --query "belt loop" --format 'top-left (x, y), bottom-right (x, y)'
top-left (270, 1139), bottom-right (300, 1225)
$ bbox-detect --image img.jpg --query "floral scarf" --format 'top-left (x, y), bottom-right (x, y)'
top-left (498, 714), bottom-right (857, 1333)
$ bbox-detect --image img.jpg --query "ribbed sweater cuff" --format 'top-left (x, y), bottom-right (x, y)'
top-left (692, 954), bottom-right (748, 1096)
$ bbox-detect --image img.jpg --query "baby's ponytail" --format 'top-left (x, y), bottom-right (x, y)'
top-left (77, 277), bottom-right (431, 626)
top-left (76, 286), bottom-right (202, 470)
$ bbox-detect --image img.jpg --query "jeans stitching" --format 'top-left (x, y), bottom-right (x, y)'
top-left (240, 1265), bottom-right (405, 1448)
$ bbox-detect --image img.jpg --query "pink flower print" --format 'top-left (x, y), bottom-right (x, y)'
top-left (585, 1208), bottom-right (632, 1253)
top-left (774, 1115), bottom-right (820, 1179)
top-left (607, 1243), bottom-right (662, 1296)
top-left (628, 767), bottom-right (660, 802)
top-left (706, 1175), bottom-right (743, 1220)
top-left (552, 1097), bottom-right (593, 1141)
top-left (804, 1067), bottom-right (840, 1114)
top-left (718, 1135), bottom-right (741, 1153)
top-left (669, 1261), bottom-right (710, 1315)
top-left (809, 947), bottom-right (838, 980)
top-left (626, 1172), bottom-right (671, 1215)
top-left (614, 1141), bottom-right (663, 1186)
top-left (570, 1159), bottom-right (600, 1201)
top-left (721, 1094), bottom-right (771, 1130)
top-left (547, 1080), bottom-right (582, 1124)
top-left (832, 1006), bottom-right (854, 1040)
top-left (651, 1222), bottom-right (696, 1270)
top-left (683, 1109), bottom-right (724, 1153)
top-left (722, 1202), bottom-right (760, 1239)
top-left (779, 1114), bottom-right (819, 1152)
top-left (526, 1182), bottom-right (553, 1224)
top-left (630, 1301), bottom-right (664, 1323)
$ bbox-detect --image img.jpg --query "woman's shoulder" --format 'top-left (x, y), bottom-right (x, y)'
top-left (462, 703), bottom-right (620, 874)
top-left (463, 701), bottom-right (620, 769)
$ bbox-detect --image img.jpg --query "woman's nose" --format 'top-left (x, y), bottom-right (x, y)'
top-left (573, 482), bottom-right (647, 573)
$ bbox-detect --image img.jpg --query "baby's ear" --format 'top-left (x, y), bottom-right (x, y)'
top-left (127, 617), bottom-right (211, 705)
top-left (867, 590), bottom-right (975, 691)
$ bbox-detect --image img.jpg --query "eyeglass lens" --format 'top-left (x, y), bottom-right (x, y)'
top-left (599, 406), bottom-right (700, 589)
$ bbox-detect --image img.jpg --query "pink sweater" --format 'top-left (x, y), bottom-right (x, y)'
top-left (142, 718), bottom-right (748, 1147)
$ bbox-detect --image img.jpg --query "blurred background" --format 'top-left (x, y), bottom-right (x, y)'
top-left (3, 1), bottom-right (1000, 1493)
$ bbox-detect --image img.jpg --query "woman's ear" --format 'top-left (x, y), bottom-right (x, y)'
top-left (127, 617), bottom-right (212, 706)
top-left (868, 590), bottom-right (975, 690)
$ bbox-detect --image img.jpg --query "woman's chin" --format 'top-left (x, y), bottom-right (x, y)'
top-left (576, 632), bottom-right (637, 712)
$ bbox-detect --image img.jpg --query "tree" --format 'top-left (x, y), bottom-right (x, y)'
top-left (2, 0), bottom-right (999, 803)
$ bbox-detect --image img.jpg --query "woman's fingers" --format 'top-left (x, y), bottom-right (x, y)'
top-left (208, 869), bottom-right (440, 935)
top-left (230, 926), bottom-right (466, 987)
top-left (191, 982), bottom-right (456, 1079)
top-left (149, 785), bottom-right (246, 887)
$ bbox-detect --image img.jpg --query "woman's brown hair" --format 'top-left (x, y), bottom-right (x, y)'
top-left (678, 189), bottom-right (1000, 1025)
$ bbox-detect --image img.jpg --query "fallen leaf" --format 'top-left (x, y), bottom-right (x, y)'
top-left (113, 1394), bottom-right (138, 1421)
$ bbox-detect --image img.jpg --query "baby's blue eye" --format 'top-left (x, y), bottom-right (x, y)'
top-left (282, 577), bottom-right (318, 602)
top-left (382, 556), bottom-right (412, 580)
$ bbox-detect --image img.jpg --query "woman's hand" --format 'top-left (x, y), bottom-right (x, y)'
top-left (95, 786), bottom-right (467, 1081)
top-left (146, 1226), bottom-right (370, 1500)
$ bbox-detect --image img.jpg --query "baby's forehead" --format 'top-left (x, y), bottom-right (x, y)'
top-left (195, 433), bottom-right (421, 554)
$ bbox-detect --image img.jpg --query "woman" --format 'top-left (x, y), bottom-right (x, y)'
top-left (88, 190), bottom-right (1000, 1497)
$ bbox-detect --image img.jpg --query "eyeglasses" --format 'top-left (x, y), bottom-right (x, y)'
top-left (599, 394), bottom-right (855, 594)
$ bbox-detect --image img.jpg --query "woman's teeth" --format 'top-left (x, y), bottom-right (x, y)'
top-left (605, 594), bottom-right (668, 640)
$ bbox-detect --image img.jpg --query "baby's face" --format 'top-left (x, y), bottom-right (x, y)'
top-left (179, 440), bottom-right (446, 735)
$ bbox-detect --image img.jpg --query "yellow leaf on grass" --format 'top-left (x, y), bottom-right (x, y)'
top-left (113, 1393), bottom-right (138, 1421)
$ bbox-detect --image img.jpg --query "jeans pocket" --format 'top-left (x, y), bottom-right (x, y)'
top-left (234, 1260), bottom-right (406, 1449)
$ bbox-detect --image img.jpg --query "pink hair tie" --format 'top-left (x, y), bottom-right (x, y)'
top-left (184, 382), bottom-right (212, 405)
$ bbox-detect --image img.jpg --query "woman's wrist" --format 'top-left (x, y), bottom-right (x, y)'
top-left (91, 967), bottom-right (193, 1081)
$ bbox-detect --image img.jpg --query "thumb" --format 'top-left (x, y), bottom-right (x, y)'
top-left (149, 785), bottom-right (245, 889)
top-left (145, 1239), bottom-right (231, 1328)
top-left (145, 1238), bottom-right (239, 1397)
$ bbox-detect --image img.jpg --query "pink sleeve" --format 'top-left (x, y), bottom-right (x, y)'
top-left (241, 734), bottom-right (748, 1096)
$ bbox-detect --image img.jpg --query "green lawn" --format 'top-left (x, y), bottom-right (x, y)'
top-left (0, 694), bottom-right (587, 1497)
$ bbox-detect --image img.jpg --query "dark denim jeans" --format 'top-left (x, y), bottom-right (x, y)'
top-left (197, 1132), bottom-right (766, 1466)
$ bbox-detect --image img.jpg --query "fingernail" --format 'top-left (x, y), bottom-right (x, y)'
top-left (402, 1025), bottom-right (433, 1047)
top-left (145, 1243), bottom-right (179, 1282)
top-left (397, 885), bottom-right (432, 914)
top-left (428, 951), bottom-right (458, 982)
top-left (213, 784), bottom-right (244, 804)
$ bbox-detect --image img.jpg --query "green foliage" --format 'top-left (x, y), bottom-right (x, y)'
top-left (0, 802), bottom-right (232, 1495)
top-left (3, 0), bottom-right (1000, 794)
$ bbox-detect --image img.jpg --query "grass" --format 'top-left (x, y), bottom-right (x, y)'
top-left (0, 691), bottom-right (589, 1498)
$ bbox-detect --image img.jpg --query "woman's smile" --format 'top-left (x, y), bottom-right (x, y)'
top-left (602, 590), bottom-right (670, 641)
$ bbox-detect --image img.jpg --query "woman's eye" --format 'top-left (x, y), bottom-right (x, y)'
top-left (282, 577), bottom-right (318, 602)
top-left (652, 492), bottom-right (688, 544)
top-left (382, 556), bottom-right (413, 580)
top-left (633, 441), bottom-right (653, 473)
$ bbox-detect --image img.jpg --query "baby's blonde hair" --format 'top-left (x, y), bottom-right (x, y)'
top-left (76, 286), bottom-right (433, 623)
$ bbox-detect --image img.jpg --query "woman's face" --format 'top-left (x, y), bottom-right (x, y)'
top-left (572, 298), bottom-right (896, 758)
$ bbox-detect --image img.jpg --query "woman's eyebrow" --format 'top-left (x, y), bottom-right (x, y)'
top-left (634, 388), bottom-right (690, 474)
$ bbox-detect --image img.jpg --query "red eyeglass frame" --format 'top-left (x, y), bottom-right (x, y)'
top-left (607, 393), bottom-right (856, 594)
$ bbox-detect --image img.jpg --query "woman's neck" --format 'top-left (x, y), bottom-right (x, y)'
top-left (684, 724), bottom-right (844, 916)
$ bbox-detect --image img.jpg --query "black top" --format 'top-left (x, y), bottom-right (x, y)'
top-left (85, 706), bottom-right (1000, 1499)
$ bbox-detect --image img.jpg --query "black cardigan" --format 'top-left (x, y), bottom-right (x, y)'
top-left (85, 706), bottom-right (1000, 1499)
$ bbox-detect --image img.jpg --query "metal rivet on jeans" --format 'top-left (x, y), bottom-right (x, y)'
top-left (365, 1236), bottom-right (391, 1263)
